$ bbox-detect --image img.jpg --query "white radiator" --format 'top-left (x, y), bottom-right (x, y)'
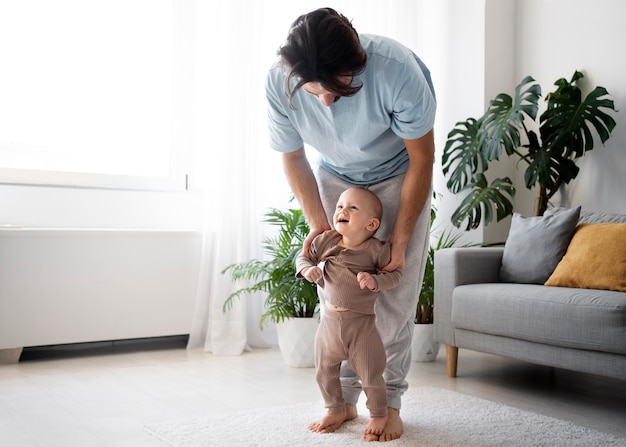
top-left (0, 228), bottom-right (201, 350)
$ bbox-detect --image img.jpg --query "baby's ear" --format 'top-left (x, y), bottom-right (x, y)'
top-left (367, 218), bottom-right (380, 232)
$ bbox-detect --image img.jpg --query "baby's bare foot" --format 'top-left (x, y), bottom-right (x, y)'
top-left (363, 415), bottom-right (387, 441)
top-left (308, 410), bottom-right (347, 434)
top-left (364, 432), bottom-right (379, 442)
top-left (308, 404), bottom-right (358, 434)
top-left (379, 407), bottom-right (403, 442)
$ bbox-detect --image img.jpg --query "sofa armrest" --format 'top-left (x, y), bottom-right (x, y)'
top-left (433, 247), bottom-right (504, 346)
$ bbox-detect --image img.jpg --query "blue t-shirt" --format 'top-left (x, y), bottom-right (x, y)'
top-left (265, 34), bottom-right (436, 185)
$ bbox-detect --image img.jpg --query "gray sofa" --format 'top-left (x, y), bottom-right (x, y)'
top-left (433, 208), bottom-right (626, 381)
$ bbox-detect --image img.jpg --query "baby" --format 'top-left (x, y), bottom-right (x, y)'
top-left (297, 187), bottom-right (403, 441)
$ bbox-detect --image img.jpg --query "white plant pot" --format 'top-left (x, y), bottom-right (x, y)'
top-left (275, 317), bottom-right (319, 368)
top-left (411, 323), bottom-right (440, 362)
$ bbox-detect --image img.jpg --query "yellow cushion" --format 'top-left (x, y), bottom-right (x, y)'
top-left (545, 223), bottom-right (626, 292)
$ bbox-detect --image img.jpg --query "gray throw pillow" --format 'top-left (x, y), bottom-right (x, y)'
top-left (499, 206), bottom-right (581, 284)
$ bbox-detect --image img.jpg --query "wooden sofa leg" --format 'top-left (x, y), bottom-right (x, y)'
top-left (0, 347), bottom-right (23, 364)
top-left (446, 345), bottom-right (458, 378)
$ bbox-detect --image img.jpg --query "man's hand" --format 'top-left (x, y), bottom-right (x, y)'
top-left (383, 242), bottom-right (406, 273)
top-left (303, 226), bottom-right (329, 257)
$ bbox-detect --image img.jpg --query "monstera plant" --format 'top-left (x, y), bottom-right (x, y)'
top-left (443, 71), bottom-right (617, 230)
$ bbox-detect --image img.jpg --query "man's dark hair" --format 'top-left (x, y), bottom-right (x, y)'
top-left (278, 8), bottom-right (367, 107)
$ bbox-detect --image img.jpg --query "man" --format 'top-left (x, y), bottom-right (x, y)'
top-left (265, 7), bottom-right (436, 442)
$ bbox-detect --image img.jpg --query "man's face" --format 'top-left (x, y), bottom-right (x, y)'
top-left (302, 82), bottom-right (338, 107)
top-left (302, 76), bottom-right (353, 107)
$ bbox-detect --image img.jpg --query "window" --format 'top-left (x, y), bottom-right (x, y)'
top-left (0, 0), bottom-right (192, 190)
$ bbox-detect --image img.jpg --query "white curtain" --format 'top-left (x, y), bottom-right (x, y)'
top-left (187, 0), bottom-right (425, 355)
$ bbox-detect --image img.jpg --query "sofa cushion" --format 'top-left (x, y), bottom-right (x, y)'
top-left (545, 223), bottom-right (626, 292)
top-left (579, 210), bottom-right (626, 224)
top-left (499, 206), bottom-right (581, 284)
top-left (451, 283), bottom-right (626, 355)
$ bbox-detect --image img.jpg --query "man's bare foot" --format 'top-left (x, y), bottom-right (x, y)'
top-left (363, 415), bottom-right (387, 442)
top-left (379, 407), bottom-right (403, 442)
top-left (308, 405), bottom-right (357, 434)
top-left (345, 403), bottom-right (358, 420)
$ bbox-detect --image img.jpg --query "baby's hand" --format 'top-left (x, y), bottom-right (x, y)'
top-left (303, 266), bottom-right (323, 284)
top-left (357, 272), bottom-right (377, 290)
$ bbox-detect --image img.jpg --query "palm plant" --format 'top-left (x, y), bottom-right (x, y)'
top-left (443, 71), bottom-right (617, 230)
top-left (222, 207), bottom-right (318, 329)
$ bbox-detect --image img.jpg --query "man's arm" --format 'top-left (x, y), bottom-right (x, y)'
top-left (282, 148), bottom-right (332, 252)
top-left (385, 129), bottom-right (435, 272)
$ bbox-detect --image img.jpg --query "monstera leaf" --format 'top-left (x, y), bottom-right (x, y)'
top-left (450, 174), bottom-right (515, 230)
top-left (524, 145), bottom-right (579, 196)
top-left (442, 117), bottom-right (486, 194)
top-left (480, 76), bottom-right (541, 160)
top-left (540, 82), bottom-right (617, 158)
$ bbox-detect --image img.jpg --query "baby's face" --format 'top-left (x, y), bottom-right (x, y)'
top-left (333, 188), bottom-right (378, 238)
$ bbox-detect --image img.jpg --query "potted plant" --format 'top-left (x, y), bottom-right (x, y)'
top-left (413, 198), bottom-right (474, 362)
top-left (442, 71), bottom-right (617, 229)
top-left (222, 206), bottom-right (319, 367)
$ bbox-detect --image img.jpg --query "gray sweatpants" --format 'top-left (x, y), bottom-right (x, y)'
top-left (316, 166), bottom-right (431, 410)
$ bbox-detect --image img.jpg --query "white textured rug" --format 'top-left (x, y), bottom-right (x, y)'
top-left (144, 386), bottom-right (625, 447)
